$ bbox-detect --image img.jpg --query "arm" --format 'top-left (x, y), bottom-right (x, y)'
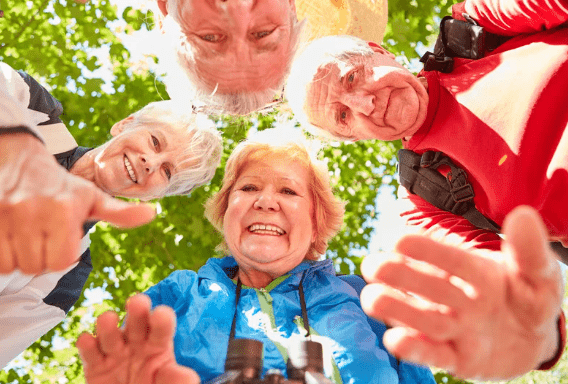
top-left (361, 205), bottom-right (565, 380)
top-left (0, 233), bottom-right (93, 368)
top-left (0, 63), bottom-right (44, 140)
top-left (452, 0), bottom-right (568, 35)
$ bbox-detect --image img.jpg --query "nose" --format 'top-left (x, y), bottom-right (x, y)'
top-left (215, 0), bottom-right (253, 59)
top-left (253, 189), bottom-right (280, 212)
top-left (140, 154), bottom-right (159, 175)
top-left (340, 92), bottom-right (375, 116)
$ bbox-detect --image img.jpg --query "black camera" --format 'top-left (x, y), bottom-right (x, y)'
top-left (205, 338), bottom-right (335, 384)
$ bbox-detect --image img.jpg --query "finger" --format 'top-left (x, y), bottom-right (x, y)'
top-left (361, 284), bottom-right (459, 340)
top-left (13, 232), bottom-right (43, 274)
top-left (88, 192), bottom-right (156, 228)
top-left (502, 206), bottom-right (559, 282)
top-left (77, 332), bottom-right (105, 368)
top-left (393, 234), bottom-right (488, 288)
top-left (45, 226), bottom-right (81, 271)
top-left (155, 363), bottom-right (201, 384)
top-left (382, 327), bottom-right (458, 374)
top-left (148, 305), bottom-right (177, 349)
top-left (125, 294), bottom-right (152, 343)
top-left (96, 311), bottom-right (126, 356)
top-left (362, 253), bottom-right (474, 309)
top-left (0, 235), bottom-right (15, 273)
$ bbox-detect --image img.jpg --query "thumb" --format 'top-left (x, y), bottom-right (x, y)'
top-left (502, 205), bottom-right (557, 283)
top-left (88, 192), bottom-right (156, 228)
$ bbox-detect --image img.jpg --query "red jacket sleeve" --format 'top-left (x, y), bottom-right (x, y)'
top-left (397, 186), bottom-right (503, 251)
top-left (452, 0), bottom-right (568, 35)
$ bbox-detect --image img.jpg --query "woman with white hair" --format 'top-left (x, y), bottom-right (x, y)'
top-left (76, 128), bottom-right (435, 384)
top-left (0, 69), bottom-right (223, 369)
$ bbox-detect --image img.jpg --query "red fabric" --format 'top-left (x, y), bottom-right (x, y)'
top-left (453, 0), bottom-right (568, 35)
top-left (400, 2), bottom-right (568, 370)
top-left (403, 26), bottom-right (568, 249)
top-left (538, 311), bottom-right (567, 370)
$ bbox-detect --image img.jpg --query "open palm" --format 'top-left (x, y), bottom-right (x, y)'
top-left (77, 294), bottom-right (200, 384)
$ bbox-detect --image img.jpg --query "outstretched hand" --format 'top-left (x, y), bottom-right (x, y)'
top-left (77, 294), bottom-right (200, 384)
top-left (360, 206), bottom-right (564, 380)
top-left (0, 134), bottom-right (156, 274)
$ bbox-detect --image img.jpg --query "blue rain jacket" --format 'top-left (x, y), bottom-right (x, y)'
top-left (145, 256), bottom-right (435, 384)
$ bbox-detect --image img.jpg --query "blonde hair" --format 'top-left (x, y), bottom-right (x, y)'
top-left (121, 100), bottom-right (222, 197)
top-left (205, 128), bottom-right (345, 260)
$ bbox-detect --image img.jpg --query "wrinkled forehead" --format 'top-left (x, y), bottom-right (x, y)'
top-left (304, 63), bottom-right (345, 129)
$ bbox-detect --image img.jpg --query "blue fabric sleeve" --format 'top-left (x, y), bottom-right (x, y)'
top-left (144, 270), bottom-right (198, 311)
top-left (337, 275), bottom-right (436, 384)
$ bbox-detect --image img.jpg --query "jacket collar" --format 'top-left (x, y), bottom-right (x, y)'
top-left (199, 256), bottom-right (335, 288)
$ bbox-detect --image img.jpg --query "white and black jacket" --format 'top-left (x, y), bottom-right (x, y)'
top-left (0, 63), bottom-right (94, 368)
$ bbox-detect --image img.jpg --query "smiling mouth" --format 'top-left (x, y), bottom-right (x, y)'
top-left (124, 155), bottom-right (138, 183)
top-left (248, 224), bottom-right (286, 236)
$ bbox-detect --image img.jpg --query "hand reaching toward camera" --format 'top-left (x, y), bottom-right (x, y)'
top-left (361, 206), bottom-right (564, 380)
top-left (77, 294), bottom-right (200, 384)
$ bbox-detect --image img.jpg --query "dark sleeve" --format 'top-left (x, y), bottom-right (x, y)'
top-left (17, 70), bottom-right (63, 126)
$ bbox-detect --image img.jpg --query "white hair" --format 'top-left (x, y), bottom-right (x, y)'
top-left (286, 35), bottom-right (375, 141)
top-left (123, 100), bottom-right (223, 197)
top-left (155, 3), bottom-right (305, 116)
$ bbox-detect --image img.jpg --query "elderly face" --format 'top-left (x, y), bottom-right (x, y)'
top-left (163, 0), bottom-right (296, 94)
top-left (304, 48), bottom-right (429, 141)
top-left (223, 156), bottom-right (315, 277)
top-left (92, 119), bottom-right (190, 200)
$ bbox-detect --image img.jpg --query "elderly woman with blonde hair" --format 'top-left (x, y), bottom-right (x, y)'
top-left (76, 128), bottom-right (435, 384)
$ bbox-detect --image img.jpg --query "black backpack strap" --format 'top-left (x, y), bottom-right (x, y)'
top-left (398, 149), bottom-right (501, 232)
top-left (420, 15), bottom-right (511, 73)
top-left (398, 149), bottom-right (568, 264)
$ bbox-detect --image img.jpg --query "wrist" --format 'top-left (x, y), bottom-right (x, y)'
top-left (536, 312), bottom-right (565, 370)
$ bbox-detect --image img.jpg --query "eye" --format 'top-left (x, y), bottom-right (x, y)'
top-left (281, 188), bottom-right (297, 196)
top-left (241, 184), bottom-right (258, 192)
top-left (151, 135), bottom-right (159, 150)
top-left (339, 109), bottom-right (349, 123)
top-left (200, 34), bottom-right (225, 43)
top-left (345, 70), bottom-right (358, 88)
top-left (164, 166), bottom-right (172, 181)
top-left (253, 29), bottom-right (274, 39)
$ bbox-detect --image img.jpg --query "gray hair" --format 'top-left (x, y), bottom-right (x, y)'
top-left (158, 4), bottom-right (305, 116)
top-left (123, 101), bottom-right (223, 197)
top-left (285, 35), bottom-right (375, 140)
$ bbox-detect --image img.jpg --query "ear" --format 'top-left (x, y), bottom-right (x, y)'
top-left (368, 41), bottom-right (396, 60)
top-left (289, 0), bottom-right (297, 20)
top-left (110, 116), bottom-right (134, 137)
top-left (157, 0), bottom-right (168, 16)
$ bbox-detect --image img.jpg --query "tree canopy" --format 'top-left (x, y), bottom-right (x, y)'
top-left (0, 1), bottom-right (566, 383)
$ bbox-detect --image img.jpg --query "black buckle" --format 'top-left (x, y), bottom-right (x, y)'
top-left (419, 151), bottom-right (443, 168)
top-left (447, 169), bottom-right (475, 202)
top-left (420, 52), bottom-right (454, 73)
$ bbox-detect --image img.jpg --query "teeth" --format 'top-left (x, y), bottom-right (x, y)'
top-left (124, 156), bottom-right (137, 183)
top-left (248, 224), bottom-right (285, 235)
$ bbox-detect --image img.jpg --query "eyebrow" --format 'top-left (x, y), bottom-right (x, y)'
top-left (255, 38), bottom-right (281, 53)
top-left (239, 175), bottom-right (304, 187)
